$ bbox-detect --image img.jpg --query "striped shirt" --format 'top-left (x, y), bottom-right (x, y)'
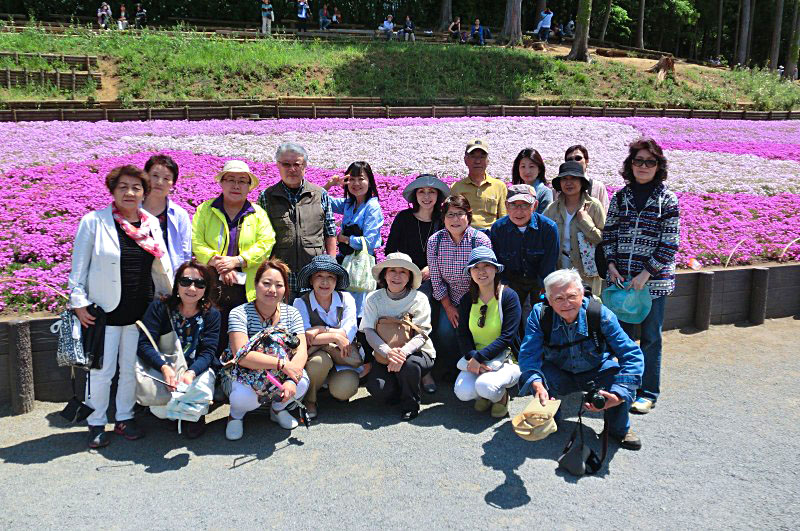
top-left (228, 302), bottom-right (305, 339)
top-left (427, 227), bottom-right (492, 306)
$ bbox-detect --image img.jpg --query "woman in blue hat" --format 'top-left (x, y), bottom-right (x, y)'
top-left (602, 138), bottom-right (680, 415)
top-left (293, 255), bottom-right (364, 419)
top-left (453, 248), bottom-right (522, 417)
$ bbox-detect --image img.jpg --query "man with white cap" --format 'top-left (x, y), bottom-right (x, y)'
top-left (490, 183), bottom-right (559, 330)
top-left (259, 143), bottom-right (337, 300)
top-left (450, 139), bottom-right (508, 231)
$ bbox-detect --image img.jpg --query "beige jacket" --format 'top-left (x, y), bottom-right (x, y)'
top-left (543, 193), bottom-right (606, 294)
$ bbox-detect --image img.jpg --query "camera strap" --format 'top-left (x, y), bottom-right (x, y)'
top-left (559, 403), bottom-right (609, 475)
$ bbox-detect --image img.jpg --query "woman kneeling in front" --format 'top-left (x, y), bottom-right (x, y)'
top-left (293, 255), bottom-right (365, 419)
top-left (225, 260), bottom-right (309, 440)
top-left (454, 247), bottom-right (521, 417)
top-left (361, 253), bottom-right (435, 420)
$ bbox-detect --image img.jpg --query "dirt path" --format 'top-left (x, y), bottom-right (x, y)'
top-left (96, 57), bottom-right (119, 101)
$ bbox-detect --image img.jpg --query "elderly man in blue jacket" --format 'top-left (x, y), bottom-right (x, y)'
top-left (490, 184), bottom-right (559, 331)
top-left (519, 268), bottom-right (645, 450)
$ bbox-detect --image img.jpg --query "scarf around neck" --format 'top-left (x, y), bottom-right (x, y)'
top-left (112, 203), bottom-right (165, 258)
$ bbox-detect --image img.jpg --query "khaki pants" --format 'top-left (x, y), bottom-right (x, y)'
top-left (305, 350), bottom-right (360, 403)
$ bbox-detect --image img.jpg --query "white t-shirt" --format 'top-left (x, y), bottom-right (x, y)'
top-left (562, 211), bottom-right (575, 269)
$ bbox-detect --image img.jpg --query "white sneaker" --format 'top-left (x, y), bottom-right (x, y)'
top-left (270, 408), bottom-right (299, 430)
top-left (225, 418), bottom-right (243, 440)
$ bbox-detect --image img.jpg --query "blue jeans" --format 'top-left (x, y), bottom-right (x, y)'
top-left (541, 358), bottom-right (630, 439)
top-left (621, 295), bottom-right (666, 402)
top-left (432, 303), bottom-right (460, 380)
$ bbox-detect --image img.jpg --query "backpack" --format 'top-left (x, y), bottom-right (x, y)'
top-left (539, 289), bottom-right (605, 352)
top-left (433, 227), bottom-right (479, 256)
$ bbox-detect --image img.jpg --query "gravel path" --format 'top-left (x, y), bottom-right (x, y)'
top-left (1, 317), bottom-right (798, 529)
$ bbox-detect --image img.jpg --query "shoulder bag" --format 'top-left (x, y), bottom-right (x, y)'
top-left (135, 315), bottom-right (187, 407)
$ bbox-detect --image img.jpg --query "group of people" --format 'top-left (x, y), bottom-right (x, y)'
top-left (96, 2), bottom-right (146, 30)
top-left (448, 17), bottom-right (493, 45)
top-left (68, 137), bottom-right (680, 455)
top-left (295, 0), bottom-right (342, 33)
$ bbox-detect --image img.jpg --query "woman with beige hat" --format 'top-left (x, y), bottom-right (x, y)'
top-left (360, 252), bottom-right (435, 420)
top-left (192, 160), bottom-right (276, 353)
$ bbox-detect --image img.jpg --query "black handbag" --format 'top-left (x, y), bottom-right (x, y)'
top-left (59, 368), bottom-right (93, 423)
top-left (557, 403), bottom-right (609, 476)
top-left (337, 223), bottom-right (363, 257)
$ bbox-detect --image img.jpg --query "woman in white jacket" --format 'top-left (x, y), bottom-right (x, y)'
top-left (69, 165), bottom-right (173, 449)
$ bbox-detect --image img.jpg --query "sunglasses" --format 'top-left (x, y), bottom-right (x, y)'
top-left (632, 157), bottom-right (658, 168)
top-left (567, 155), bottom-right (584, 162)
top-left (478, 304), bottom-right (488, 328)
top-left (178, 277), bottom-right (207, 289)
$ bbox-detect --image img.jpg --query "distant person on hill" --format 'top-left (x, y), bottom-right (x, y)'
top-left (261, 0), bottom-right (274, 36)
top-left (332, 6), bottom-right (342, 24)
top-left (134, 3), bottom-right (147, 29)
top-left (401, 15), bottom-right (416, 42)
top-left (117, 4), bottom-right (129, 30)
top-left (319, 3), bottom-right (332, 30)
top-left (448, 17), bottom-right (466, 43)
top-left (97, 2), bottom-right (112, 29)
top-left (566, 18), bottom-right (575, 37)
top-left (536, 8), bottom-right (554, 43)
top-left (552, 22), bottom-right (564, 44)
top-left (470, 18), bottom-right (486, 46)
top-left (380, 14), bottom-right (394, 41)
top-left (297, 0), bottom-right (310, 32)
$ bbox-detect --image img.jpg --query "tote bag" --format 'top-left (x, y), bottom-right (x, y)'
top-left (135, 318), bottom-right (187, 406)
top-left (342, 236), bottom-right (377, 293)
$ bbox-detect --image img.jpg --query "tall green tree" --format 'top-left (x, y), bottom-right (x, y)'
top-left (600, 0), bottom-right (614, 40)
top-left (568, 0), bottom-right (593, 60)
top-left (786, 0), bottom-right (800, 77)
top-left (770, 0), bottom-right (785, 69)
top-left (636, 0), bottom-right (646, 48)
top-left (502, 0), bottom-right (524, 45)
top-left (439, 0), bottom-right (452, 31)
top-left (737, 0), bottom-right (751, 64)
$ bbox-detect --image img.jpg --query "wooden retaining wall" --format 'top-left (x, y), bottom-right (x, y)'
top-left (0, 263), bottom-right (798, 405)
top-left (0, 51), bottom-right (98, 69)
top-left (0, 103), bottom-right (795, 123)
top-left (1, 67), bottom-right (102, 90)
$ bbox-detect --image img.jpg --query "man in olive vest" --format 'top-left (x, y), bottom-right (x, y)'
top-left (258, 143), bottom-right (337, 300)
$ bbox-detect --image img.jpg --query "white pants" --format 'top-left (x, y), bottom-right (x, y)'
top-left (229, 373), bottom-right (310, 420)
top-left (454, 363), bottom-right (521, 403)
top-left (261, 16), bottom-right (272, 35)
top-left (86, 324), bottom-right (139, 426)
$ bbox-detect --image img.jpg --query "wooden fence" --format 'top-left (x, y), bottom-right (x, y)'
top-left (0, 102), bottom-right (795, 122)
top-left (0, 51), bottom-right (98, 69)
top-left (1, 67), bottom-right (102, 90)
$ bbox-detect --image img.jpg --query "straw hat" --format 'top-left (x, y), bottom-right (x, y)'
top-left (371, 252), bottom-right (422, 290)
top-left (214, 160), bottom-right (259, 191)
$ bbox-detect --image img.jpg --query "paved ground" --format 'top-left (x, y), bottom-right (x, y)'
top-left (1, 317), bottom-right (798, 529)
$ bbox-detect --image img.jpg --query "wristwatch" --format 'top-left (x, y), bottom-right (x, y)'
top-left (237, 256), bottom-right (245, 268)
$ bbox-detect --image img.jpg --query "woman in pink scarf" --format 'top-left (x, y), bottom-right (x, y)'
top-left (68, 165), bottom-right (173, 449)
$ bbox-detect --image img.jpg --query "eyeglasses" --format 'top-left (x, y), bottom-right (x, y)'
top-left (221, 178), bottom-right (250, 187)
top-left (278, 161), bottom-right (305, 171)
top-left (477, 304), bottom-right (488, 328)
top-left (632, 158), bottom-right (658, 168)
top-left (178, 277), bottom-right (207, 289)
top-left (445, 211), bottom-right (468, 219)
top-left (567, 155), bottom-right (584, 162)
top-left (507, 202), bottom-right (532, 210)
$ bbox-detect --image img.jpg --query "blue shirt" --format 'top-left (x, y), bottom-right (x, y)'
top-left (540, 11), bottom-right (554, 28)
top-left (489, 213), bottom-right (559, 284)
top-left (331, 197), bottom-right (384, 252)
top-left (164, 199), bottom-right (193, 272)
top-left (518, 298), bottom-right (644, 402)
top-left (532, 179), bottom-right (553, 215)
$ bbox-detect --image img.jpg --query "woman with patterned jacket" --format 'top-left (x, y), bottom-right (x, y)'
top-left (602, 138), bottom-right (680, 415)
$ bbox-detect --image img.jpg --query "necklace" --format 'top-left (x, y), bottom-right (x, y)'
top-left (255, 302), bottom-right (280, 325)
top-left (417, 216), bottom-right (434, 255)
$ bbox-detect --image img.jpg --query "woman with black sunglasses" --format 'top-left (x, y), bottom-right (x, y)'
top-left (564, 145), bottom-right (610, 212)
top-left (602, 138), bottom-right (680, 416)
top-left (453, 247), bottom-right (521, 418)
top-left (137, 260), bottom-right (221, 438)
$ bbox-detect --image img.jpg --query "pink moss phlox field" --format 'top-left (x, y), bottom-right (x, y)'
top-left (1, 115), bottom-right (800, 312)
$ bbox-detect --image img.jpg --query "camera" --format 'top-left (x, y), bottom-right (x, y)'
top-left (583, 381), bottom-right (606, 409)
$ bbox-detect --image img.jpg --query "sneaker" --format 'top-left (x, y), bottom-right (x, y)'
top-left (225, 418), bottom-right (243, 440)
top-left (630, 397), bottom-right (655, 414)
top-left (490, 391), bottom-right (509, 418)
top-left (270, 408), bottom-right (299, 430)
top-left (617, 429), bottom-right (642, 450)
top-left (88, 426), bottom-right (109, 448)
top-left (114, 419), bottom-right (143, 440)
top-left (422, 373), bottom-right (437, 394)
top-left (474, 397), bottom-right (491, 412)
top-left (185, 416), bottom-right (206, 439)
top-left (400, 409), bottom-right (419, 421)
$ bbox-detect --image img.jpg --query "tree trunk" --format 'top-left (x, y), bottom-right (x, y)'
top-left (438, 0), bottom-right (453, 31)
top-left (502, 0), bottom-right (524, 45)
top-left (675, 24), bottom-right (682, 55)
top-left (568, 0), bottom-right (593, 60)
top-left (737, 0), bottom-right (751, 65)
top-left (746, 0), bottom-right (757, 63)
top-left (700, 26), bottom-right (709, 59)
top-left (600, 0), bottom-right (613, 41)
top-left (636, 0), bottom-right (646, 48)
top-left (716, 0), bottom-right (724, 58)
top-left (770, 0), bottom-right (785, 69)
top-left (536, 0), bottom-right (547, 26)
top-left (786, 0), bottom-right (800, 78)
top-left (734, 0), bottom-right (742, 60)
